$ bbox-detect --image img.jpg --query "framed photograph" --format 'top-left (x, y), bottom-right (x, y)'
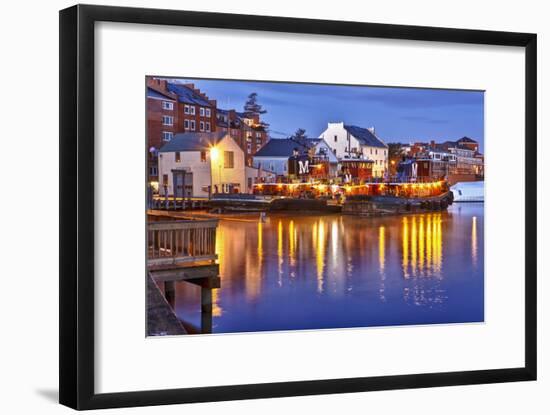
top-left (59, 4), bottom-right (537, 410)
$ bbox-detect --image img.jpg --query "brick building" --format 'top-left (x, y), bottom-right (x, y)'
top-left (146, 86), bottom-right (178, 183)
top-left (146, 77), bottom-right (218, 184)
top-left (146, 77), bottom-right (269, 184)
top-left (165, 82), bottom-right (217, 133)
top-left (216, 109), bottom-right (268, 167)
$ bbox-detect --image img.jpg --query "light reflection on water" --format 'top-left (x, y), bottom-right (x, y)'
top-left (172, 204), bottom-right (484, 334)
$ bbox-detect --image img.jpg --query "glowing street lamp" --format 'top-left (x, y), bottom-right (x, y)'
top-left (210, 145), bottom-right (222, 196)
top-left (210, 146), bottom-right (220, 162)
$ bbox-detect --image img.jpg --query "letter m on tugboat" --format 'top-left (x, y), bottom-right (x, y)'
top-left (298, 159), bottom-right (309, 175)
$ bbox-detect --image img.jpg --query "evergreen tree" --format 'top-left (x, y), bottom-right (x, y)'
top-left (291, 128), bottom-right (308, 147)
top-left (291, 128), bottom-right (307, 141)
top-left (243, 92), bottom-right (267, 117)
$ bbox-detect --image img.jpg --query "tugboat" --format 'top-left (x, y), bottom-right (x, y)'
top-left (341, 180), bottom-right (454, 216)
top-left (215, 157), bottom-right (453, 216)
top-left (245, 178), bottom-right (453, 216)
top-left (341, 158), bottom-right (454, 216)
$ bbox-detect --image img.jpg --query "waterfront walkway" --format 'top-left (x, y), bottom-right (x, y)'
top-left (148, 209), bottom-right (261, 223)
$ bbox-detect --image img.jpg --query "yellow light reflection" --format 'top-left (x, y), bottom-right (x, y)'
top-left (426, 215), bottom-right (432, 275)
top-left (278, 220), bottom-right (283, 283)
top-left (316, 220), bottom-right (326, 293)
top-left (402, 217), bottom-right (409, 278)
top-left (289, 220), bottom-right (296, 266)
top-left (418, 216), bottom-right (425, 274)
top-left (257, 221), bottom-right (263, 260)
top-left (241, 221), bottom-right (263, 301)
top-left (212, 288), bottom-right (222, 317)
top-left (411, 216), bottom-right (417, 277)
top-left (401, 214), bottom-right (443, 279)
top-left (434, 214), bottom-right (442, 275)
top-left (213, 227), bottom-right (225, 316)
top-left (379, 225), bottom-right (386, 301)
top-left (244, 251), bottom-right (262, 301)
top-left (379, 226), bottom-right (385, 273)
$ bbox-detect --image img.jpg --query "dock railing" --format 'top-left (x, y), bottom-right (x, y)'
top-left (147, 219), bottom-right (218, 266)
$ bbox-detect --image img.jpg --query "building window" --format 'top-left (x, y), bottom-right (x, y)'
top-left (224, 151), bottom-right (234, 168)
top-left (162, 174), bottom-right (168, 186)
top-left (175, 152), bottom-right (181, 162)
top-left (256, 132), bottom-right (261, 138)
top-left (184, 120), bottom-right (189, 129)
top-left (205, 122), bottom-right (211, 132)
top-left (190, 120), bottom-right (196, 131)
top-left (184, 105), bottom-right (190, 114)
top-left (376, 149), bottom-right (378, 155)
top-left (200, 107), bottom-right (205, 117)
top-left (149, 166), bottom-right (158, 176)
top-left (200, 121), bottom-right (205, 132)
top-left (200, 151), bottom-right (207, 162)
top-left (162, 131), bottom-right (173, 141)
top-left (334, 135), bottom-right (337, 142)
top-left (247, 143), bottom-right (251, 154)
top-left (206, 108), bottom-right (211, 117)
top-left (189, 106), bottom-right (196, 115)
top-left (162, 101), bottom-right (174, 110)
top-left (162, 115), bottom-right (173, 126)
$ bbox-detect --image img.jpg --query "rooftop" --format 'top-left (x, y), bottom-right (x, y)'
top-left (166, 83), bottom-right (213, 107)
top-left (254, 138), bottom-right (333, 158)
top-left (457, 136), bottom-right (477, 143)
top-left (159, 130), bottom-right (227, 152)
top-left (147, 87), bottom-right (176, 101)
top-left (344, 125), bottom-right (388, 148)
top-left (253, 138), bottom-right (308, 158)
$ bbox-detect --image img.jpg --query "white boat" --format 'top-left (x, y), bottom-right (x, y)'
top-left (451, 181), bottom-right (484, 202)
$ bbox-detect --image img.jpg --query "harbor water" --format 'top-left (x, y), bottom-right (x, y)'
top-left (171, 203), bottom-right (484, 334)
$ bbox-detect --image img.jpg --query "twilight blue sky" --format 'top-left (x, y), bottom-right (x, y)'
top-left (172, 78), bottom-right (484, 152)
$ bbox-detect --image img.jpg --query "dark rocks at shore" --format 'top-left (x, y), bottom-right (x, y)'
top-left (147, 274), bottom-right (187, 336)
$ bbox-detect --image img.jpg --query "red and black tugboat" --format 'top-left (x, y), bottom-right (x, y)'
top-left (248, 158), bottom-right (453, 215)
top-left (341, 158), bottom-right (453, 215)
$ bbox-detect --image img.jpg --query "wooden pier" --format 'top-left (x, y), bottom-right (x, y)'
top-left (147, 219), bottom-right (218, 266)
top-left (146, 217), bottom-right (220, 335)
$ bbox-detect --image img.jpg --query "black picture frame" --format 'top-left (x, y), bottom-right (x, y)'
top-left (59, 4), bottom-right (537, 410)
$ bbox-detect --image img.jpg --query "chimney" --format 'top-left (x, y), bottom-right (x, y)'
top-left (367, 126), bottom-right (375, 134)
top-left (430, 140), bottom-right (435, 148)
top-left (146, 78), bottom-right (171, 95)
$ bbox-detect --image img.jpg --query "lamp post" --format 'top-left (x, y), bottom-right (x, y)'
top-left (210, 146), bottom-right (220, 197)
